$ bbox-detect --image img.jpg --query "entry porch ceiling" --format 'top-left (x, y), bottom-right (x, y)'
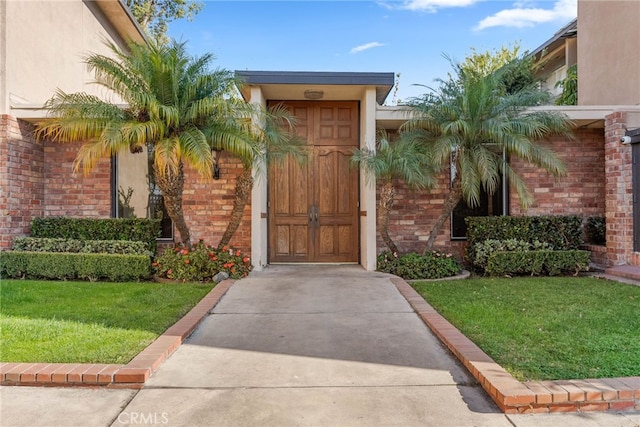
top-left (235, 71), bottom-right (395, 105)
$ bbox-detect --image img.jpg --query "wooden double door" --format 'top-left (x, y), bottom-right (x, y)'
top-left (268, 101), bottom-right (359, 263)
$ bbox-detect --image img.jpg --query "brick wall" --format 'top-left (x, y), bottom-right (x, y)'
top-left (0, 116), bottom-right (44, 249)
top-left (182, 151), bottom-right (251, 254)
top-left (381, 128), bottom-right (606, 260)
top-left (0, 115), bottom-right (113, 249)
top-left (380, 166), bottom-right (466, 258)
top-left (604, 112), bottom-right (636, 266)
top-left (43, 141), bottom-right (111, 218)
top-left (510, 129), bottom-right (605, 217)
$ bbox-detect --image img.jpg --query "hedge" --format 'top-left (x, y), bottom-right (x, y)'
top-left (585, 216), bottom-right (606, 245)
top-left (376, 251), bottom-right (462, 280)
top-left (30, 217), bottom-right (160, 253)
top-left (471, 239), bottom-right (551, 271)
top-left (0, 251), bottom-right (152, 282)
top-left (466, 215), bottom-right (583, 265)
top-left (485, 250), bottom-right (590, 277)
top-left (12, 237), bottom-right (152, 256)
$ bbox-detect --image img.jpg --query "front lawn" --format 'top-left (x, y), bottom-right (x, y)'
top-left (0, 280), bottom-right (213, 364)
top-left (411, 276), bottom-right (640, 381)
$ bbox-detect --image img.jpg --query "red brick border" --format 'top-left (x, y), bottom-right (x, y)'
top-left (392, 277), bottom-right (640, 414)
top-left (0, 279), bottom-right (235, 388)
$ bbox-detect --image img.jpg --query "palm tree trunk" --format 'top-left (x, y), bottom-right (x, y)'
top-left (423, 174), bottom-right (462, 254)
top-left (153, 162), bottom-right (191, 247)
top-left (219, 168), bottom-right (253, 248)
top-left (379, 180), bottom-right (399, 254)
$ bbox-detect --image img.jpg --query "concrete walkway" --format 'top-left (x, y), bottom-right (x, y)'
top-left (1, 265), bottom-right (639, 426)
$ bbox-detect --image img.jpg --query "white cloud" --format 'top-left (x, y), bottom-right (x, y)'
top-left (475, 0), bottom-right (577, 30)
top-left (398, 0), bottom-right (479, 12)
top-left (350, 42), bottom-right (386, 54)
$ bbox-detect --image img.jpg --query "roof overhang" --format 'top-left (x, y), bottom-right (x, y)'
top-left (375, 105), bottom-right (640, 130)
top-left (532, 105), bottom-right (640, 129)
top-left (531, 18), bottom-right (577, 59)
top-left (235, 71), bottom-right (395, 105)
top-left (94, 0), bottom-right (147, 45)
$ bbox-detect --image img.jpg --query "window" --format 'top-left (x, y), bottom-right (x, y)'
top-left (451, 185), bottom-right (507, 239)
top-left (450, 149), bottom-right (509, 239)
top-left (115, 147), bottom-right (173, 240)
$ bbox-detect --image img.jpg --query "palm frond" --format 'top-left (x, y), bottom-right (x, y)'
top-left (179, 126), bottom-right (213, 177)
top-left (36, 90), bottom-right (125, 142)
top-left (402, 53), bottom-right (573, 210)
top-left (352, 129), bottom-right (436, 190)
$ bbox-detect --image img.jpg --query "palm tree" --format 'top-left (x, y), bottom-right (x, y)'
top-left (403, 59), bottom-right (573, 252)
top-left (217, 103), bottom-right (306, 248)
top-left (36, 40), bottom-right (256, 247)
top-left (351, 130), bottom-right (434, 253)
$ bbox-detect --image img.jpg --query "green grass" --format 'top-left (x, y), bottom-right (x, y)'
top-left (0, 280), bottom-right (214, 364)
top-left (412, 276), bottom-right (640, 382)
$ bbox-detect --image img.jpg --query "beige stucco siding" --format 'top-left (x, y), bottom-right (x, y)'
top-left (1, 0), bottom-right (141, 118)
top-left (578, 0), bottom-right (640, 105)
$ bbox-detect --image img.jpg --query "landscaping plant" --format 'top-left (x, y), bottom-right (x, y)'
top-left (217, 103), bottom-right (305, 249)
top-left (377, 250), bottom-right (461, 280)
top-left (402, 51), bottom-right (572, 252)
top-left (153, 239), bottom-right (252, 281)
top-left (585, 215), bottom-right (606, 245)
top-left (351, 130), bottom-right (434, 253)
top-left (36, 40), bottom-right (272, 247)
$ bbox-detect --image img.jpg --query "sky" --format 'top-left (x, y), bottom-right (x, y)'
top-left (167, 0), bottom-right (577, 104)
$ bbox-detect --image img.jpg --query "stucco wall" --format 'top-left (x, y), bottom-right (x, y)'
top-left (0, 0), bottom-right (143, 248)
top-left (578, 0), bottom-right (640, 105)
top-left (1, 0), bottom-right (130, 115)
top-left (116, 150), bottom-right (150, 218)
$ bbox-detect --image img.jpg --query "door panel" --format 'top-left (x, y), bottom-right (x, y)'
top-left (314, 146), bottom-right (359, 262)
top-left (269, 101), bottom-right (359, 263)
top-left (269, 147), bottom-right (313, 261)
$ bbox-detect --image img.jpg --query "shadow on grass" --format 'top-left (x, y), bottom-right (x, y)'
top-left (0, 280), bottom-right (213, 364)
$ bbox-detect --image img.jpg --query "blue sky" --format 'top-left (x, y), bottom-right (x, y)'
top-left (167, 0), bottom-right (577, 103)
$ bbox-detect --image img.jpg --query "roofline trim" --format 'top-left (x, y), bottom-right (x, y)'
top-left (530, 18), bottom-right (577, 58)
top-left (235, 71), bottom-right (395, 104)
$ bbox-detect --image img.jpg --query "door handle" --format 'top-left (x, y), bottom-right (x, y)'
top-left (309, 206), bottom-right (319, 226)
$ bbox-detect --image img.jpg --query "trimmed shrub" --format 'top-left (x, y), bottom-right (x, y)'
top-left (12, 237), bottom-right (152, 256)
top-left (30, 217), bottom-right (160, 253)
top-left (377, 251), bottom-right (462, 280)
top-left (471, 239), bottom-right (552, 271)
top-left (466, 215), bottom-right (584, 265)
top-left (0, 251), bottom-right (151, 282)
top-left (585, 216), bottom-right (606, 245)
top-left (153, 240), bottom-right (252, 281)
top-left (485, 250), bottom-right (590, 276)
